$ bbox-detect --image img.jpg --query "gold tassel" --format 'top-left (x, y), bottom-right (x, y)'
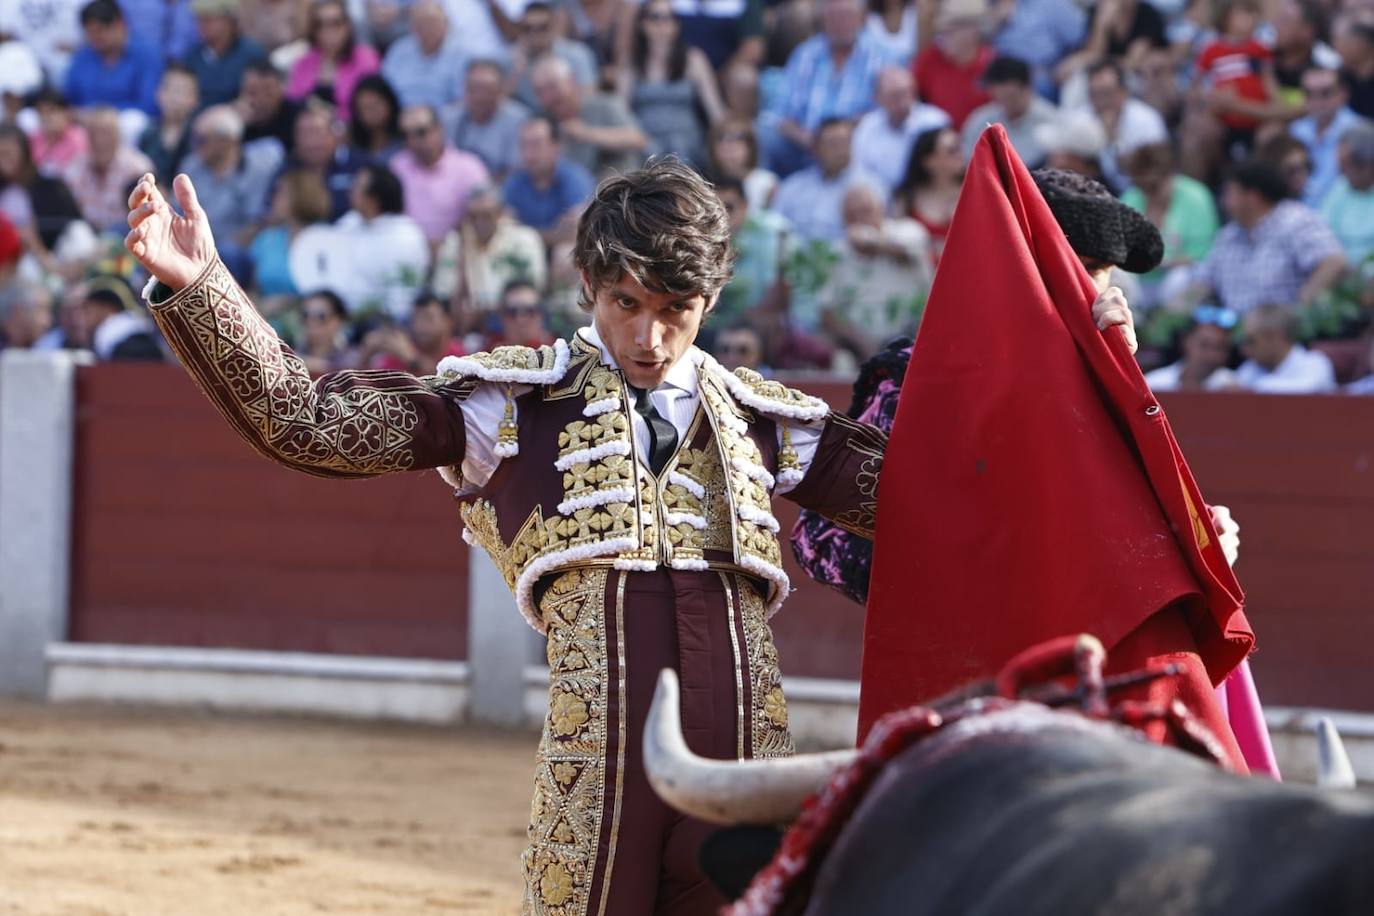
top-left (778, 425), bottom-right (801, 474)
top-left (497, 384), bottom-right (519, 455)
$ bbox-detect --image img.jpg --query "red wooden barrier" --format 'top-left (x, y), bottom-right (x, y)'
top-left (69, 368), bottom-right (1374, 711)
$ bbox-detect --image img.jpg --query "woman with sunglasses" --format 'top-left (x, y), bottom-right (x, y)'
top-left (296, 288), bottom-right (358, 374)
top-left (617, 0), bottom-right (725, 166)
top-left (287, 0), bottom-right (380, 120)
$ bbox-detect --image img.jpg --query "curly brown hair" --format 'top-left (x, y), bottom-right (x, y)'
top-left (574, 158), bottom-right (734, 312)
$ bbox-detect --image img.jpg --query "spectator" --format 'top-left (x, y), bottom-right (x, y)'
top-left (362, 290), bottom-right (465, 372)
top-left (180, 104), bottom-right (283, 274)
top-left (501, 116), bottom-right (594, 245)
top-left (557, 0), bottom-right (636, 79)
top-left (0, 125), bottom-right (91, 278)
top-left (286, 0), bottom-right (380, 119)
top-left (531, 55), bottom-right (647, 177)
top-left (1336, 17), bottom-right (1374, 121)
top-left (893, 125), bottom-right (964, 264)
top-left (485, 278), bottom-right (555, 348)
top-left (712, 322), bottom-right (765, 372)
top-left (363, 0), bottom-right (410, 52)
top-left (28, 89), bottom-right (89, 177)
top-left (713, 176), bottom-right (788, 327)
top-left (0, 0), bottom-right (84, 85)
top-left (391, 103), bottom-right (491, 247)
top-left (961, 55), bottom-right (1056, 166)
top-left (381, 0), bottom-right (467, 112)
top-left (913, 0), bottom-right (995, 130)
top-left (239, 61), bottom-right (300, 157)
top-left (509, 1), bottom-right (598, 111)
top-left (249, 168), bottom-right (331, 303)
top-left (1034, 108), bottom-right (1110, 187)
top-left (63, 106), bottom-right (154, 234)
top-left (295, 288), bottom-right (356, 373)
top-left (1234, 301), bottom-right (1337, 393)
top-left (988, 0), bottom-right (1086, 94)
top-left (1122, 142), bottom-right (1219, 305)
top-left (185, 0), bottom-right (266, 107)
top-left (0, 281), bottom-right (54, 350)
top-left (433, 0), bottom-right (512, 66)
top-left (31, 282), bottom-right (89, 350)
top-left (1177, 160), bottom-right (1345, 314)
top-left (671, 0), bottom-right (763, 71)
top-left (1290, 66), bottom-right (1369, 207)
top-left (347, 74), bottom-right (404, 160)
top-left (0, 213), bottom-right (21, 282)
top-left (73, 277), bottom-right (162, 360)
top-left (1144, 306), bottom-right (1240, 391)
top-left (1194, 0), bottom-right (1283, 154)
top-left (771, 117), bottom-right (881, 243)
top-left (1257, 133), bottom-right (1316, 201)
top-left (1132, 47), bottom-right (1184, 128)
top-left (706, 116), bottom-right (777, 211)
top-left (1057, 0), bottom-right (1167, 82)
top-left (282, 102), bottom-right (369, 218)
top-left (1320, 123), bottom-right (1374, 265)
top-left (450, 59), bottom-right (530, 182)
top-left (1086, 59), bottom-right (1167, 190)
top-left (333, 163), bottom-right (430, 318)
top-left (819, 183), bottom-right (933, 360)
top-left (431, 184), bottom-right (547, 326)
top-left (137, 65), bottom-right (200, 183)
top-left (853, 65), bottom-right (950, 193)
top-left (118, 0), bottom-right (198, 61)
top-left (618, 0), bottom-right (725, 167)
top-left (64, 0), bottom-right (162, 118)
top-left (238, 0), bottom-right (307, 51)
top-left (867, 0), bottom-right (919, 65)
top-left (1272, 0), bottom-right (1341, 103)
top-left (775, 0), bottom-right (893, 174)
top-left (1346, 332), bottom-right (1374, 394)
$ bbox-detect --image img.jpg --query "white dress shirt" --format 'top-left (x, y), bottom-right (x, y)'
top-left (1234, 345), bottom-right (1337, 394)
top-left (456, 324), bottom-right (823, 491)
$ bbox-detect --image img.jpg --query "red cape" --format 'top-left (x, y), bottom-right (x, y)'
top-left (858, 126), bottom-right (1254, 740)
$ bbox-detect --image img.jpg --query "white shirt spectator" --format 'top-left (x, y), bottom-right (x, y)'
top-left (852, 103), bottom-right (951, 193)
top-left (1234, 345), bottom-right (1337, 393)
top-left (1347, 373), bottom-right (1374, 394)
top-left (1095, 98), bottom-right (1167, 189)
top-left (331, 210), bottom-right (432, 320)
top-left (0, 0), bottom-right (83, 84)
top-left (1143, 361), bottom-right (1238, 391)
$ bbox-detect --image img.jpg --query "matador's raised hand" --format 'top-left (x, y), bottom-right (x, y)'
top-left (125, 173), bottom-right (217, 292)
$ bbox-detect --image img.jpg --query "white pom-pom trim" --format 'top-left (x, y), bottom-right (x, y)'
top-left (777, 467), bottom-right (805, 488)
top-left (730, 456), bottom-right (776, 490)
top-left (554, 439), bottom-right (631, 471)
top-left (738, 552), bottom-right (791, 619)
top-left (460, 527), bottom-right (475, 546)
top-left (667, 471), bottom-right (706, 499)
top-left (437, 465), bottom-right (464, 489)
top-left (664, 511), bottom-right (708, 530)
top-left (437, 338), bottom-right (569, 384)
top-left (494, 441), bottom-right (519, 458)
top-left (613, 557), bottom-right (659, 572)
top-left (698, 351), bottom-right (829, 422)
top-left (583, 396), bottom-right (621, 417)
top-left (509, 536), bottom-right (640, 632)
top-left (669, 557), bottom-right (710, 571)
top-left (556, 487), bottom-right (637, 516)
top-left (640, 510), bottom-right (656, 526)
top-left (736, 503), bottom-right (780, 533)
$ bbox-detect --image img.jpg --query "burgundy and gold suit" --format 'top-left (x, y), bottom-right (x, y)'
top-left (146, 259), bottom-right (885, 915)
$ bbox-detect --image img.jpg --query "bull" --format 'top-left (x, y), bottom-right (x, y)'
top-left (644, 637), bottom-right (1373, 915)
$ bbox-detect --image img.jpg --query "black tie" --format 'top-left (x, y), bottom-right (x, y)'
top-left (631, 386), bottom-right (679, 475)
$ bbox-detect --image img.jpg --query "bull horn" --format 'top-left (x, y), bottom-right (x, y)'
top-left (643, 668), bottom-right (858, 825)
top-left (1315, 717), bottom-right (1357, 789)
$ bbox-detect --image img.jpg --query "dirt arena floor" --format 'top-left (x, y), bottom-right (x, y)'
top-left (0, 701), bottom-right (535, 915)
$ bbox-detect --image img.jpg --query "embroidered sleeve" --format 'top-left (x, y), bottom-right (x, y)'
top-left (782, 412), bottom-right (886, 539)
top-left (147, 258), bottom-right (475, 479)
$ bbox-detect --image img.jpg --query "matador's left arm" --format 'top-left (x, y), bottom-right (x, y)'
top-left (780, 412), bottom-right (887, 541)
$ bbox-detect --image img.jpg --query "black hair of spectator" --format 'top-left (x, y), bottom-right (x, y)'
top-left (348, 74), bottom-right (402, 150)
top-left (523, 0), bottom-right (555, 17)
top-left (308, 0), bottom-right (356, 59)
top-left (816, 117), bottom-right (854, 140)
top-left (522, 114), bottom-right (561, 144)
top-left (84, 277), bottom-right (137, 314)
top-left (1247, 302), bottom-right (1300, 339)
top-left (1292, 0), bottom-right (1329, 41)
top-left (711, 174), bottom-right (747, 199)
top-left (1086, 58), bottom-right (1126, 86)
top-left (500, 277), bottom-right (541, 305)
top-left (29, 86), bottom-right (71, 110)
top-left (1213, 0), bottom-right (1260, 33)
top-left (302, 289), bottom-right (349, 319)
top-left (1227, 159), bottom-right (1291, 203)
top-left (357, 163), bottom-right (405, 214)
top-left (1350, 19), bottom-right (1374, 47)
top-left (0, 125), bottom-right (36, 185)
top-left (412, 289), bottom-right (450, 314)
top-left (633, 3), bottom-right (688, 82)
top-left (707, 117), bottom-right (759, 172)
top-left (466, 57), bottom-right (506, 79)
top-left (246, 58), bottom-right (284, 80)
top-left (894, 126), bottom-right (953, 199)
top-left (80, 0), bottom-right (122, 26)
top-left (574, 157), bottom-right (733, 311)
top-left (983, 56), bottom-right (1031, 87)
top-left (162, 61), bottom-right (198, 83)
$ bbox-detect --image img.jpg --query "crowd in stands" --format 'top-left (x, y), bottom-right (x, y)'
top-left (1, 0), bottom-right (1374, 394)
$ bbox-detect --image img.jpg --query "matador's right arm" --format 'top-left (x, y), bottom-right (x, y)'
top-left (146, 257), bottom-right (477, 480)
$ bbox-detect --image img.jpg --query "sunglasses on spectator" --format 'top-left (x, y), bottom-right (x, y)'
top-left (1305, 85), bottom-right (1341, 98)
top-left (314, 15), bottom-right (347, 28)
top-left (303, 310), bottom-right (335, 322)
top-left (644, 10), bottom-right (674, 21)
top-left (522, 20), bottom-right (550, 32)
top-left (403, 124), bottom-right (434, 139)
top-left (1193, 305), bottom-right (1238, 329)
top-left (504, 305), bottom-right (542, 317)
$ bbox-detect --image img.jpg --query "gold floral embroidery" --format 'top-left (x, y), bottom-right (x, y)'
top-left (737, 579), bottom-right (795, 759)
top-left (540, 863), bottom-right (574, 906)
top-left (763, 687), bottom-right (788, 728)
top-left (550, 691), bottom-right (590, 737)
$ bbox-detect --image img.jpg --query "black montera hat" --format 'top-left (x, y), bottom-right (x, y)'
top-left (1031, 168), bottom-right (1164, 275)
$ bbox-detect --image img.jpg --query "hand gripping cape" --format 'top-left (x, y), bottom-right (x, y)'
top-left (858, 126), bottom-right (1255, 745)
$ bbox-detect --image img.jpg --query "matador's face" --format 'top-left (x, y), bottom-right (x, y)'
top-left (587, 272), bottom-right (712, 390)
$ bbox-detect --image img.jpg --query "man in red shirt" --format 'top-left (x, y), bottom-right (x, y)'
top-left (913, 0), bottom-right (995, 129)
